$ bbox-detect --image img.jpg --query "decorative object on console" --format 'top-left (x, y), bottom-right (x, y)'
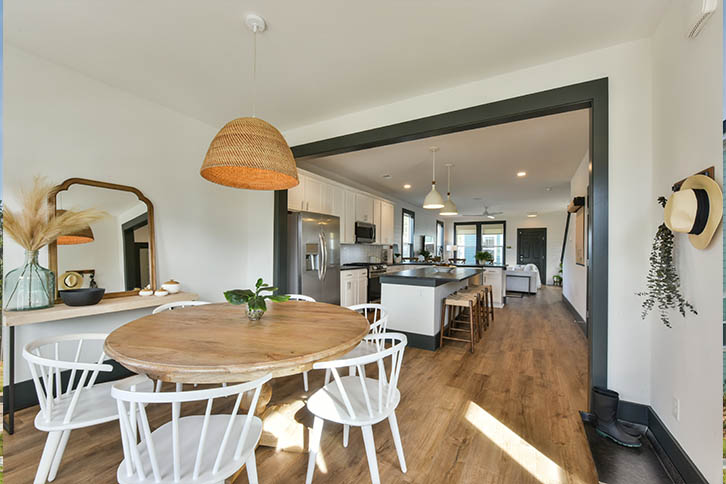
top-left (422, 146), bottom-right (444, 209)
top-left (161, 279), bottom-right (181, 294)
top-left (664, 173), bottom-right (722, 250)
top-left (59, 287), bottom-right (106, 306)
top-left (154, 289), bottom-right (169, 297)
top-left (3, 177), bottom-right (105, 311)
top-left (139, 285), bottom-right (154, 297)
top-left (60, 271), bottom-right (84, 290)
top-left (224, 277), bottom-right (290, 321)
top-left (200, 14), bottom-right (298, 191)
top-left (637, 197), bottom-right (697, 328)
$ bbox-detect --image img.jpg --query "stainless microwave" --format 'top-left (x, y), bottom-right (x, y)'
top-left (355, 221), bottom-right (376, 243)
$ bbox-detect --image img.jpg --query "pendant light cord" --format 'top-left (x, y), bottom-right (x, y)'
top-left (432, 149), bottom-right (436, 186)
top-left (447, 164), bottom-right (451, 196)
top-left (251, 25), bottom-right (258, 118)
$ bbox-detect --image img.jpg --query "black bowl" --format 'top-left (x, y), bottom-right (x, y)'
top-left (59, 288), bottom-right (106, 306)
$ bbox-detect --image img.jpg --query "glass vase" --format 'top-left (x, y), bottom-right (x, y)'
top-left (4, 250), bottom-right (55, 311)
top-left (246, 307), bottom-right (265, 321)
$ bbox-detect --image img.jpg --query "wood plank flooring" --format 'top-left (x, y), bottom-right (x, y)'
top-left (4, 286), bottom-right (597, 484)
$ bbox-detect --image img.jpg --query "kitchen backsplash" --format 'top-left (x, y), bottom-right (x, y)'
top-left (341, 244), bottom-right (388, 264)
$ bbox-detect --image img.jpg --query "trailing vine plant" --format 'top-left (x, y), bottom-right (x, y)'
top-left (636, 196), bottom-right (696, 328)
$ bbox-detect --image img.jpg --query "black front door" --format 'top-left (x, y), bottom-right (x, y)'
top-left (517, 228), bottom-right (546, 285)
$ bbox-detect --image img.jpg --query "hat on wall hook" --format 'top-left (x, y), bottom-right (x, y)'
top-left (664, 174), bottom-right (722, 249)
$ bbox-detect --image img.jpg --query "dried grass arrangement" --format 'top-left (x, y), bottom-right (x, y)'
top-left (4, 177), bottom-right (106, 251)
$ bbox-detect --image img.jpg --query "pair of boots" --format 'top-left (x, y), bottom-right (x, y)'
top-left (588, 386), bottom-right (642, 448)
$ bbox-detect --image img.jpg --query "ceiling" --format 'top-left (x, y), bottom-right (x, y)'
top-left (6, 1), bottom-right (666, 131)
top-left (300, 109), bottom-right (590, 216)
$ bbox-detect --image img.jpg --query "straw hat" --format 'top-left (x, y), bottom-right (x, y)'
top-left (664, 174), bottom-right (722, 249)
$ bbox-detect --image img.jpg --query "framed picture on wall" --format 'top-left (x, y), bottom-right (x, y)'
top-left (575, 204), bottom-right (585, 266)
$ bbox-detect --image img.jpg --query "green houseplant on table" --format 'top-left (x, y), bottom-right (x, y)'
top-left (475, 251), bottom-right (494, 265)
top-left (225, 278), bottom-right (290, 321)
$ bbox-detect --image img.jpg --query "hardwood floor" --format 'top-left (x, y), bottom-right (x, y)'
top-left (5, 286), bottom-right (597, 484)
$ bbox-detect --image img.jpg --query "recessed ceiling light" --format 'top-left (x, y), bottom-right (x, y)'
top-left (403, 184), bottom-right (411, 189)
top-left (545, 187), bottom-right (552, 192)
top-left (527, 212), bottom-right (537, 218)
top-left (382, 174), bottom-right (392, 179)
top-left (517, 171), bottom-right (527, 177)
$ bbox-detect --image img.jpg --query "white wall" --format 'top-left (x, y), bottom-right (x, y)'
top-left (648, 2), bottom-right (722, 481)
top-left (3, 45), bottom-right (274, 383)
top-left (285, 40), bottom-right (657, 411)
top-left (563, 154), bottom-right (589, 319)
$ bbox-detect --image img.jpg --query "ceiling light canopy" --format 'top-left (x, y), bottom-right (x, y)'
top-left (527, 212), bottom-right (538, 218)
top-left (200, 14), bottom-right (299, 191)
top-left (403, 184), bottom-right (411, 189)
top-left (440, 163), bottom-right (458, 216)
top-left (517, 171), bottom-right (527, 177)
top-left (423, 146), bottom-right (445, 209)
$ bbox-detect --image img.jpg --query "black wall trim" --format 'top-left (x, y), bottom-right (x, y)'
top-left (562, 294), bottom-right (585, 323)
top-left (390, 330), bottom-right (439, 351)
top-left (280, 78), bottom-right (609, 394)
top-left (3, 360), bottom-right (133, 414)
top-left (617, 400), bottom-right (708, 484)
top-left (273, 189), bottom-right (289, 293)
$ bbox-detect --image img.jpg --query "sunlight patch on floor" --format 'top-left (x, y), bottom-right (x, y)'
top-left (465, 401), bottom-right (577, 484)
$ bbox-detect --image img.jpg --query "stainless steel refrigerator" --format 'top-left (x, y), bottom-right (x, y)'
top-left (287, 211), bottom-right (340, 304)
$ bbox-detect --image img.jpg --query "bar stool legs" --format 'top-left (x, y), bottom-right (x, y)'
top-left (440, 293), bottom-right (478, 353)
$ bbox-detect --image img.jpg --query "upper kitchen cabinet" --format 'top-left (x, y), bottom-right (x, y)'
top-left (380, 201), bottom-right (395, 244)
top-left (288, 174), bottom-right (306, 211)
top-left (343, 190), bottom-right (356, 244)
top-left (373, 199), bottom-right (382, 243)
top-left (355, 193), bottom-right (374, 223)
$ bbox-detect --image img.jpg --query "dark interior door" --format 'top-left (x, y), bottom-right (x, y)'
top-left (517, 228), bottom-right (546, 284)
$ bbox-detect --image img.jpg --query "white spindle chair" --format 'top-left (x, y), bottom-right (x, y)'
top-left (152, 300), bottom-right (211, 315)
top-left (286, 294), bottom-right (317, 391)
top-left (23, 333), bottom-right (153, 484)
top-left (306, 333), bottom-right (407, 484)
top-left (325, 304), bottom-right (389, 385)
top-left (112, 373), bottom-right (271, 484)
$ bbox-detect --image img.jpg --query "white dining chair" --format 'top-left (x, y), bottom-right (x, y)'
top-left (23, 333), bottom-right (153, 484)
top-left (287, 294), bottom-right (317, 391)
top-left (112, 372), bottom-right (271, 484)
top-left (152, 300), bottom-right (211, 315)
top-left (306, 333), bottom-right (408, 484)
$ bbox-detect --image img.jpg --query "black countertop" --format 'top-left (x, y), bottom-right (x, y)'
top-left (393, 262), bottom-right (507, 269)
top-left (341, 265), bottom-right (368, 271)
top-left (380, 267), bottom-right (483, 287)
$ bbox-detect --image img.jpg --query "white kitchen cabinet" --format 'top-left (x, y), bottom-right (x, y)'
top-left (340, 269), bottom-right (367, 306)
top-left (373, 198), bottom-right (382, 243)
top-left (380, 201), bottom-right (394, 244)
top-left (305, 177), bottom-right (324, 213)
top-left (343, 190), bottom-right (356, 243)
top-left (482, 267), bottom-right (505, 308)
top-left (356, 271), bottom-right (368, 305)
top-left (356, 193), bottom-right (374, 223)
top-left (288, 174), bottom-right (306, 211)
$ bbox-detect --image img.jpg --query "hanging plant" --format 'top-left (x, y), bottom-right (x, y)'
top-left (636, 197), bottom-right (696, 328)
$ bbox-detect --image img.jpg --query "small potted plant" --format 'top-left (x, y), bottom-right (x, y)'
top-left (224, 278), bottom-right (290, 321)
top-left (553, 263), bottom-right (563, 286)
top-left (419, 249), bottom-right (432, 262)
top-left (475, 251), bottom-right (494, 265)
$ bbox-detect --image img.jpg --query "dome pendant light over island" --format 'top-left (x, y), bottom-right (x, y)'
top-left (200, 14), bottom-right (299, 191)
top-left (440, 163), bottom-right (458, 216)
top-left (423, 146), bottom-right (444, 209)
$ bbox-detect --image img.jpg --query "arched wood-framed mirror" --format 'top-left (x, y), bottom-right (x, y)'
top-left (49, 178), bottom-right (157, 301)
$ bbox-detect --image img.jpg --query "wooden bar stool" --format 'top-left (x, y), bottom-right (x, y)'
top-left (440, 292), bottom-right (478, 352)
top-left (482, 284), bottom-right (494, 322)
top-left (459, 287), bottom-right (485, 339)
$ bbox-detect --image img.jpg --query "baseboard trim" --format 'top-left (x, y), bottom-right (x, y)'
top-left (561, 294), bottom-right (585, 322)
top-left (387, 329), bottom-right (439, 351)
top-left (3, 359), bottom-right (134, 414)
top-left (617, 400), bottom-right (708, 484)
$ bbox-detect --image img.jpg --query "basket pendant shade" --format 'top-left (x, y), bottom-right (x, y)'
top-left (440, 163), bottom-right (458, 216)
top-left (55, 210), bottom-right (95, 245)
top-left (423, 146), bottom-right (444, 209)
top-left (200, 117), bottom-right (299, 191)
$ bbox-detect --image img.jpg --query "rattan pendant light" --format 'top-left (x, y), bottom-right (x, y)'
top-left (423, 146), bottom-right (444, 209)
top-left (200, 14), bottom-right (299, 191)
top-left (55, 210), bottom-right (95, 245)
top-left (440, 163), bottom-right (458, 216)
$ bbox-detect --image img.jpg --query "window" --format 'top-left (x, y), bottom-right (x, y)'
top-left (402, 209), bottom-right (415, 258)
top-left (436, 221), bottom-right (444, 258)
top-left (454, 221), bottom-right (506, 265)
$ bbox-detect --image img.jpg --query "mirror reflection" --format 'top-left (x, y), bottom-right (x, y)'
top-left (56, 185), bottom-right (151, 293)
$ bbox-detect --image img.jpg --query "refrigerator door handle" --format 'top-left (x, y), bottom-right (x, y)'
top-left (320, 230), bottom-right (328, 280)
top-left (318, 231), bottom-right (325, 281)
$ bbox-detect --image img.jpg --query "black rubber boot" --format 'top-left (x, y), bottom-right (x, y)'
top-left (592, 387), bottom-right (643, 437)
top-left (592, 388), bottom-right (642, 447)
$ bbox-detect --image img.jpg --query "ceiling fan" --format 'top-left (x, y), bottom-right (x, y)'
top-left (462, 199), bottom-right (503, 219)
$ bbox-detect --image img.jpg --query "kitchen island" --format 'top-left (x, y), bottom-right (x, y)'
top-left (380, 267), bottom-right (483, 350)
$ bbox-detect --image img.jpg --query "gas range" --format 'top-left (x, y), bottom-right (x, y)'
top-left (346, 262), bottom-right (388, 276)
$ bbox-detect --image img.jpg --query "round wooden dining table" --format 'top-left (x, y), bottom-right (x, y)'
top-left (104, 300), bottom-right (370, 384)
